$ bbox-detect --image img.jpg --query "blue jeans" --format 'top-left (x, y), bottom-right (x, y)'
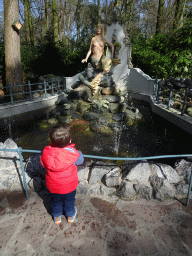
top-left (51, 190), bottom-right (76, 217)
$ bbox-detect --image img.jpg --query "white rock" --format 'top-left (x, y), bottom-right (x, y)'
top-left (154, 180), bottom-right (176, 201)
top-left (176, 184), bottom-right (189, 194)
top-left (77, 180), bottom-right (89, 194)
top-left (134, 184), bottom-right (152, 200)
top-left (77, 166), bottom-right (89, 182)
top-left (117, 181), bottom-right (136, 199)
top-left (124, 162), bottom-right (151, 184)
top-left (88, 162), bottom-right (115, 184)
top-left (104, 167), bottom-right (121, 187)
top-left (151, 163), bottom-right (182, 184)
top-left (89, 184), bottom-right (101, 195)
top-left (174, 159), bottom-right (192, 183)
top-left (100, 185), bottom-right (116, 196)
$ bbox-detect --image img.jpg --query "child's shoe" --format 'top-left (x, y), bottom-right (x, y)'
top-left (54, 216), bottom-right (61, 224)
top-left (68, 207), bottom-right (77, 223)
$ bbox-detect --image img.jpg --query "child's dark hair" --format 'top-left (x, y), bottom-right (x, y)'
top-left (50, 123), bottom-right (71, 148)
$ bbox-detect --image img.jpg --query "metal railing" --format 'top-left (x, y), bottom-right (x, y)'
top-left (154, 79), bottom-right (192, 116)
top-left (0, 147), bottom-right (192, 207)
top-left (0, 79), bottom-right (64, 106)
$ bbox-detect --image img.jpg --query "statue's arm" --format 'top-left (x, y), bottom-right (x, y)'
top-left (81, 39), bottom-right (93, 63)
top-left (104, 38), bottom-right (114, 58)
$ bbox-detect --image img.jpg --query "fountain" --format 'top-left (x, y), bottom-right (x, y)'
top-left (113, 122), bottom-right (124, 155)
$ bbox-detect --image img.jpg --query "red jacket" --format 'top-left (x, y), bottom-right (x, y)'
top-left (40, 143), bottom-right (80, 194)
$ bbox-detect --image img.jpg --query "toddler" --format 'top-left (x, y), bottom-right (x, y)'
top-left (41, 123), bottom-right (84, 224)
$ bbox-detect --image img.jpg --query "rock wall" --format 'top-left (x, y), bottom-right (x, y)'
top-left (0, 139), bottom-right (31, 191)
top-left (1, 139), bottom-right (191, 202)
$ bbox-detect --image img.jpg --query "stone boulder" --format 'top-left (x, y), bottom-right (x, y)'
top-left (102, 95), bottom-right (121, 103)
top-left (55, 97), bottom-right (71, 106)
top-left (0, 139), bottom-right (31, 191)
top-left (151, 163), bottom-right (182, 184)
top-left (116, 181), bottom-right (136, 200)
top-left (186, 107), bottom-right (192, 116)
top-left (77, 166), bottom-right (89, 182)
top-left (108, 103), bottom-right (122, 113)
top-left (174, 159), bottom-right (192, 183)
top-left (150, 175), bottom-right (176, 201)
top-left (100, 184), bottom-right (116, 196)
top-left (83, 112), bottom-right (100, 121)
top-left (103, 167), bottom-right (121, 187)
top-left (133, 184), bottom-right (152, 200)
top-left (76, 180), bottom-right (89, 195)
top-left (123, 161), bottom-right (151, 184)
top-left (88, 161), bottom-right (116, 185)
top-left (176, 184), bottom-right (189, 195)
top-left (89, 183), bottom-right (102, 195)
top-left (61, 106), bottom-right (76, 116)
top-left (0, 139), bottom-right (21, 175)
top-left (76, 101), bottom-right (91, 114)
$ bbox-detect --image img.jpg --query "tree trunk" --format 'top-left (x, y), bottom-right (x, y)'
top-left (156, 0), bottom-right (165, 34)
top-left (75, 0), bottom-right (82, 41)
top-left (125, 0), bottom-right (135, 34)
top-left (44, 0), bottom-right (49, 31)
top-left (23, 0), bottom-right (34, 45)
top-left (173, 0), bottom-right (186, 30)
top-left (97, 0), bottom-right (101, 24)
top-left (52, 0), bottom-right (59, 45)
top-left (4, 0), bottom-right (23, 87)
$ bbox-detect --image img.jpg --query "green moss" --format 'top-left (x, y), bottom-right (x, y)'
top-left (115, 160), bottom-right (125, 166)
top-left (37, 120), bottom-right (50, 129)
top-left (100, 126), bottom-right (113, 135)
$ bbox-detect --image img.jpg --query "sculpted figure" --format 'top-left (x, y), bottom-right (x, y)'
top-left (79, 24), bottom-right (114, 94)
top-left (82, 24), bottom-right (114, 72)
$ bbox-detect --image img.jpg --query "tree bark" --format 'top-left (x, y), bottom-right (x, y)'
top-left (97, 0), bottom-right (101, 23)
top-left (125, 0), bottom-right (135, 34)
top-left (156, 0), bottom-right (165, 34)
top-left (52, 0), bottom-right (59, 45)
top-left (173, 0), bottom-right (186, 30)
top-left (23, 0), bottom-right (34, 45)
top-left (44, 0), bottom-right (49, 31)
top-left (4, 0), bottom-right (23, 87)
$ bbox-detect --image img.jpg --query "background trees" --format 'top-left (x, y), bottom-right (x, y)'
top-left (4, 0), bottom-right (23, 87)
top-left (1, 0), bottom-right (191, 86)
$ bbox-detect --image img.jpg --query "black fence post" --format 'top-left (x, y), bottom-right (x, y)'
top-left (51, 79), bottom-right (54, 96)
top-left (44, 80), bottom-right (47, 98)
top-left (9, 83), bottom-right (14, 104)
top-left (28, 81), bottom-right (32, 101)
top-left (181, 88), bottom-right (188, 115)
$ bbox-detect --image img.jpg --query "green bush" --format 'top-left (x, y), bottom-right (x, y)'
top-left (132, 22), bottom-right (192, 79)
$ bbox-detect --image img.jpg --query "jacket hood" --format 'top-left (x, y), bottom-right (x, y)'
top-left (41, 143), bottom-right (80, 171)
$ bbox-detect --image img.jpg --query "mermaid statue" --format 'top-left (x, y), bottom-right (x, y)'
top-left (80, 24), bottom-right (114, 94)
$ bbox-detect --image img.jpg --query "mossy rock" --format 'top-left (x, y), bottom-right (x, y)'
top-left (77, 101), bottom-right (91, 114)
top-left (125, 118), bottom-right (134, 127)
top-left (186, 107), bottom-right (192, 116)
top-left (100, 126), bottom-right (113, 135)
top-left (47, 118), bottom-right (58, 125)
top-left (37, 121), bottom-right (50, 129)
top-left (57, 116), bottom-right (71, 124)
top-left (72, 121), bottom-right (89, 133)
top-left (84, 128), bottom-right (95, 137)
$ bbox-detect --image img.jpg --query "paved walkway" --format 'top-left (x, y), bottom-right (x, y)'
top-left (0, 189), bottom-right (192, 256)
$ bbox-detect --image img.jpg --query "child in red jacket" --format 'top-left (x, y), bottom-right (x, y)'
top-left (41, 123), bottom-right (84, 224)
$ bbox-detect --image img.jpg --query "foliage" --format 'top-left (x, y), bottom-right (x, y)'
top-left (20, 30), bottom-right (91, 81)
top-left (132, 21), bottom-right (192, 79)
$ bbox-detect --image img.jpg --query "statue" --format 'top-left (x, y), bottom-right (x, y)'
top-left (80, 24), bottom-right (114, 94)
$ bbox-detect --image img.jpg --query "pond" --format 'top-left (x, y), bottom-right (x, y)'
top-left (0, 99), bottom-right (192, 164)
